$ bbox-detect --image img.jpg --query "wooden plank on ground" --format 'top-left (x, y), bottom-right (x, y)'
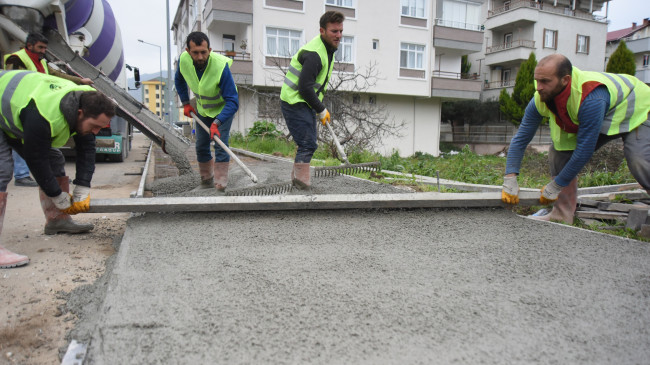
top-left (575, 210), bottom-right (627, 221)
top-left (597, 202), bottom-right (649, 212)
top-left (88, 191), bottom-right (541, 213)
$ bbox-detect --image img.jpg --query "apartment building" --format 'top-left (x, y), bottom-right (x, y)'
top-left (141, 77), bottom-right (166, 117)
top-left (470, 0), bottom-right (609, 101)
top-left (606, 18), bottom-right (650, 85)
top-left (172, 0), bottom-right (486, 157)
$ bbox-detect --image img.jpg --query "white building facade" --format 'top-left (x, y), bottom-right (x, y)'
top-left (470, 0), bottom-right (609, 101)
top-left (606, 18), bottom-right (650, 85)
top-left (172, 0), bottom-right (485, 157)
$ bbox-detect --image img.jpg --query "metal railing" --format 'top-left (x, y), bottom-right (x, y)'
top-left (214, 50), bottom-right (252, 61)
top-left (441, 123), bottom-right (551, 144)
top-left (432, 70), bottom-right (481, 80)
top-left (434, 18), bottom-right (483, 31)
top-left (488, 0), bottom-right (607, 22)
top-left (486, 39), bottom-right (535, 54)
top-left (484, 80), bottom-right (515, 89)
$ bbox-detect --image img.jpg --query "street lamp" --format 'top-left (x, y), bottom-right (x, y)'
top-left (138, 39), bottom-right (168, 125)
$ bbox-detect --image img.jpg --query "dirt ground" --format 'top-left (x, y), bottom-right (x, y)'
top-left (0, 133), bottom-right (149, 365)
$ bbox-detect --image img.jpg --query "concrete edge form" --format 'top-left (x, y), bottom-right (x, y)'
top-left (135, 141), bottom-right (154, 198)
top-left (88, 191), bottom-right (541, 213)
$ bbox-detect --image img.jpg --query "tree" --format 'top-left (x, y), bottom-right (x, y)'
top-left (246, 60), bottom-right (405, 158)
top-left (460, 55), bottom-right (472, 79)
top-left (606, 41), bottom-right (636, 76)
top-left (499, 52), bottom-right (537, 126)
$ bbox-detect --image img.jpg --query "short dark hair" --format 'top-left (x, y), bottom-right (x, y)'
top-left (319, 11), bottom-right (345, 29)
top-left (556, 57), bottom-right (573, 79)
top-left (26, 33), bottom-right (48, 47)
top-left (79, 91), bottom-right (116, 119)
top-left (186, 32), bottom-right (210, 49)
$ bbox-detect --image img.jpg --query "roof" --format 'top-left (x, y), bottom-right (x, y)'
top-left (607, 19), bottom-right (650, 42)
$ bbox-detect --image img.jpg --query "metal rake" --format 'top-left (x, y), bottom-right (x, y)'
top-left (314, 121), bottom-right (381, 178)
top-left (225, 181), bottom-right (294, 196)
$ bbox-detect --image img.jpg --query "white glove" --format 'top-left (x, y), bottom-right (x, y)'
top-left (72, 185), bottom-right (90, 203)
top-left (52, 192), bottom-right (72, 210)
top-left (501, 175), bottom-right (519, 204)
top-left (540, 180), bottom-right (563, 205)
top-left (316, 108), bottom-right (331, 125)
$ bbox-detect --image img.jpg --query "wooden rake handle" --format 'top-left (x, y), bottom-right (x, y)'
top-left (191, 113), bottom-right (258, 183)
top-left (324, 121), bottom-right (350, 165)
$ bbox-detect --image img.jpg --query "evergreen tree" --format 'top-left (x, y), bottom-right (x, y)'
top-left (606, 40), bottom-right (636, 76)
top-left (499, 52), bottom-right (537, 126)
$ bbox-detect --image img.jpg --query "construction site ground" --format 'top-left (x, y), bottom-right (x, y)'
top-left (2, 132), bottom-right (650, 364)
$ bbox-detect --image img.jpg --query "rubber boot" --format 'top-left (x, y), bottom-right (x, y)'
top-left (291, 163), bottom-right (311, 190)
top-left (0, 192), bottom-right (29, 268)
top-left (41, 176), bottom-right (94, 235)
top-left (213, 162), bottom-right (230, 191)
top-left (193, 160), bottom-right (214, 190)
top-left (530, 177), bottom-right (578, 224)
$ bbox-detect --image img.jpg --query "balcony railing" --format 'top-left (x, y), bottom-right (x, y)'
top-left (486, 39), bottom-right (535, 54)
top-left (434, 18), bottom-right (483, 31)
top-left (214, 50), bottom-right (251, 61)
top-left (484, 80), bottom-right (515, 89)
top-left (432, 70), bottom-right (480, 80)
top-left (488, 0), bottom-right (607, 22)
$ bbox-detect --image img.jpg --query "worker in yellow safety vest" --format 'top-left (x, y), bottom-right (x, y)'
top-left (279, 11), bottom-right (345, 189)
top-left (0, 71), bottom-right (115, 269)
top-left (502, 54), bottom-right (650, 224)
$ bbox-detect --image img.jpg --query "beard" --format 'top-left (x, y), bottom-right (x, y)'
top-left (193, 59), bottom-right (207, 71)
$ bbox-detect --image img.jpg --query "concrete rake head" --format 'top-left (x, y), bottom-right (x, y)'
top-left (313, 161), bottom-right (381, 178)
top-left (225, 181), bottom-right (294, 196)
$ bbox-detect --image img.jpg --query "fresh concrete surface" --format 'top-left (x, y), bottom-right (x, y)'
top-left (70, 208), bottom-right (650, 364)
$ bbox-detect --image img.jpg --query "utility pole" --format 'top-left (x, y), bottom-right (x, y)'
top-left (166, 0), bottom-right (174, 125)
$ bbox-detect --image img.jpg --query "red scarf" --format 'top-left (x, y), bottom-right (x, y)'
top-left (548, 78), bottom-right (603, 134)
top-left (24, 48), bottom-right (46, 73)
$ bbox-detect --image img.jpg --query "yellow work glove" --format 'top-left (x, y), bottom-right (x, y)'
top-left (540, 180), bottom-right (562, 205)
top-left (62, 185), bottom-right (90, 214)
top-left (317, 108), bottom-right (331, 125)
top-left (501, 175), bottom-right (519, 205)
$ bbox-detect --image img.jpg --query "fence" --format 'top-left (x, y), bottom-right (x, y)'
top-left (440, 123), bottom-right (551, 144)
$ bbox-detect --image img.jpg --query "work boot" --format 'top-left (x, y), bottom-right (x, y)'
top-left (40, 176), bottom-right (94, 235)
top-left (193, 160), bottom-right (214, 190)
top-left (214, 161), bottom-right (230, 191)
top-left (0, 192), bottom-right (29, 268)
top-left (529, 177), bottom-right (578, 224)
top-left (14, 176), bottom-right (38, 187)
top-left (291, 163), bottom-right (311, 190)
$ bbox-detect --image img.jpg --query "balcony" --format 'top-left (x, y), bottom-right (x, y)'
top-left (625, 36), bottom-right (650, 54)
top-left (486, 0), bottom-right (606, 30)
top-left (485, 39), bottom-right (535, 66)
top-left (204, 0), bottom-right (252, 25)
top-left (214, 50), bottom-right (253, 85)
top-left (635, 67), bottom-right (650, 84)
top-left (433, 19), bottom-right (484, 54)
top-left (431, 71), bottom-right (482, 100)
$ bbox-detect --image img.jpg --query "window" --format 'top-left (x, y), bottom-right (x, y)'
top-left (372, 39), bottom-right (379, 50)
top-left (155, 85), bottom-right (159, 90)
top-left (335, 36), bottom-right (354, 63)
top-left (401, 0), bottom-right (425, 18)
top-left (576, 35), bottom-right (589, 54)
top-left (544, 29), bottom-right (557, 49)
top-left (352, 94), bottom-right (360, 104)
top-left (504, 33), bottom-right (513, 48)
top-left (440, 0), bottom-right (481, 30)
top-left (156, 102), bottom-right (160, 108)
top-left (400, 42), bottom-right (425, 70)
top-left (326, 0), bottom-right (353, 7)
top-left (368, 95), bottom-right (376, 104)
top-left (644, 54), bottom-right (649, 67)
top-left (266, 27), bottom-right (301, 57)
top-left (223, 34), bottom-right (235, 52)
top-left (502, 69), bottom-right (511, 84)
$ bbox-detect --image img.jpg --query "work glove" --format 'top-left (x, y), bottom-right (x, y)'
top-left (52, 191), bottom-right (73, 212)
top-left (540, 180), bottom-right (563, 205)
top-left (68, 185), bottom-right (91, 214)
top-left (317, 108), bottom-right (331, 125)
top-left (501, 175), bottom-right (519, 205)
top-left (210, 119), bottom-right (222, 140)
top-left (183, 104), bottom-right (197, 118)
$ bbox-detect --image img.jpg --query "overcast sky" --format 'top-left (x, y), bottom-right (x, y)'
top-left (107, 0), bottom-right (646, 75)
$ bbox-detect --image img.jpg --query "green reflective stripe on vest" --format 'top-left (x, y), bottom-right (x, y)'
top-left (0, 71), bottom-right (94, 146)
top-left (179, 51), bottom-right (232, 118)
top-left (280, 36), bottom-right (334, 106)
top-left (535, 67), bottom-right (650, 151)
top-left (3, 49), bottom-right (49, 74)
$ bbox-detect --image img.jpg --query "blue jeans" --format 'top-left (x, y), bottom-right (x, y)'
top-left (12, 149), bottom-right (30, 179)
top-left (281, 101), bottom-right (318, 163)
top-left (194, 112), bottom-right (234, 163)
